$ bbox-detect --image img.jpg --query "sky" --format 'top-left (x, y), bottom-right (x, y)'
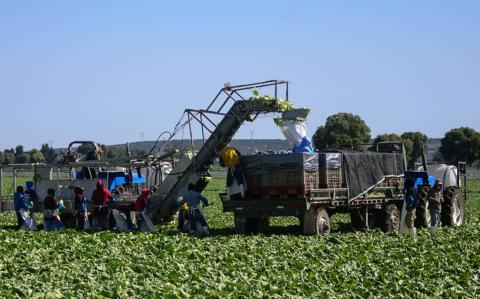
top-left (0, 1), bottom-right (479, 149)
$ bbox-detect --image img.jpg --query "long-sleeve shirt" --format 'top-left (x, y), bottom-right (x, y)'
top-left (74, 194), bottom-right (87, 212)
top-left (13, 192), bottom-right (29, 211)
top-left (91, 188), bottom-right (112, 205)
top-left (178, 191), bottom-right (209, 209)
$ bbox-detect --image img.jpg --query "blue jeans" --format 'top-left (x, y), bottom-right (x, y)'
top-left (44, 219), bottom-right (63, 231)
top-left (188, 208), bottom-right (208, 232)
top-left (15, 211), bottom-right (24, 229)
top-left (430, 209), bottom-right (440, 228)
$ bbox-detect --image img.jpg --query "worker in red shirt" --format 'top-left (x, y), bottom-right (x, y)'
top-left (91, 179), bottom-right (112, 230)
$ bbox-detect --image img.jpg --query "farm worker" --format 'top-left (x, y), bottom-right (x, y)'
top-left (177, 183), bottom-right (209, 234)
top-left (13, 186), bottom-right (28, 229)
top-left (43, 188), bottom-right (63, 231)
top-left (219, 146), bottom-right (246, 198)
top-left (134, 188), bottom-right (150, 229)
top-left (91, 179), bottom-right (112, 230)
top-left (428, 180), bottom-right (444, 236)
top-left (74, 187), bottom-right (88, 230)
top-left (404, 179), bottom-right (419, 238)
top-left (14, 186), bottom-right (37, 231)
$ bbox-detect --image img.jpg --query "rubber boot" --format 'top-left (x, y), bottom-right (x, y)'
top-left (408, 227), bottom-right (416, 239)
top-left (227, 187), bottom-right (231, 200)
top-left (240, 184), bottom-right (245, 198)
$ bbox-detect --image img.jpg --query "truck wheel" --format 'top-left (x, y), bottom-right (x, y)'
top-left (379, 203), bottom-right (400, 232)
top-left (415, 188), bottom-right (431, 228)
top-left (303, 207), bottom-right (330, 236)
top-left (442, 188), bottom-right (465, 226)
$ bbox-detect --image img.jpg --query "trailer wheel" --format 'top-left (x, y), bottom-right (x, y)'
top-left (303, 208), bottom-right (330, 236)
top-left (379, 203), bottom-right (400, 232)
top-left (315, 208), bottom-right (331, 236)
top-left (415, 188), bottom-right (431, 228)
top-left (442, 188), bottom-right (465, 226)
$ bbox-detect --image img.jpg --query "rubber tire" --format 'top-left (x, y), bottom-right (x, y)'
top-left (442, 188), bottom-right (465, 226)
top-left (415, 188), bottom-right (431, 228)
top-left (378, 203), bottom-right (400, 232)
top-left (302, 207), bottom-right (331, 236)
top-left (315, 208), bottom-right (331, 236)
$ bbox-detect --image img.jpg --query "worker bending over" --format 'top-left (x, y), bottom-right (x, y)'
top-left (178, 183), bottom-right (209, 235)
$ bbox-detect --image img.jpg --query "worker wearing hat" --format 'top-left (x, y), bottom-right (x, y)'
top-left (428, 180), bottom-right (444, 236)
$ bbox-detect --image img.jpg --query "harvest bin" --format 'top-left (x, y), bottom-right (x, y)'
top-left (240, 153), bottom-right (319, 198)
top-left (318, 152), bottom-right (344, 189)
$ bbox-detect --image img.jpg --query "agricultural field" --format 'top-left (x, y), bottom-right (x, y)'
top-left (0, 180), bottom-right (479, 298)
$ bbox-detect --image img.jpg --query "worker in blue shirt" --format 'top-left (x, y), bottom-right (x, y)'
top-left (14, 185), bottom-right (36, 230)
top-left (177, 183), bottom-right (209, 234)
top-left (14, 186), bottom-right (29, 229)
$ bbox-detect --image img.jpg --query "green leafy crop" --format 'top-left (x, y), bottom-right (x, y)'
top-left (0, 179), bottom-right (479, 298)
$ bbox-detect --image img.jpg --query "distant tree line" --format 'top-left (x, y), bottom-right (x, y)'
top-left (312, 112), bottom-right (480, 168)
top-left (0, 143), bottom-right (146, 165)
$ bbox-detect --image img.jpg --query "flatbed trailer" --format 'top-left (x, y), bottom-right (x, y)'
top-left (221, 177), bottom-right (405, 235)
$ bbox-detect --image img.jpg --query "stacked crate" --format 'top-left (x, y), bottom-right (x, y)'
top-left (318, 153), bottom-right (343, 189)
top-left (240, 153), bottom-right (319, 198)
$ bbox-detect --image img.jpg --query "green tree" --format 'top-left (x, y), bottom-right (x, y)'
top-left (4, 152), bottom-right (14, 165)
top-left (439, 127), bottom-right (480, 166)
top-left (313, 113), bottom-right (371, 150)
top-left (0, 151), bottom-right (3, 165)
top-left (40, 143), bottom-right (57, 163)
top-left (14, 145), bottom-right (28, 163)
top-left (29, 149), bottom-right (45, 163)
top-left (3, 152), bottom-right (15, 165)
top-left (401, 131), bottom-right (428, 169)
